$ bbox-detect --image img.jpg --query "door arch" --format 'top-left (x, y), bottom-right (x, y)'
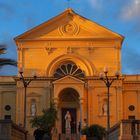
top-left (58, 88), bottom-right (80, 134)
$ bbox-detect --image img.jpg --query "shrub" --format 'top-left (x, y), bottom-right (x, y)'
top-left (30, 101), bottom-right (57, 136)
top-left (82, 124), bottom-right (105, 140)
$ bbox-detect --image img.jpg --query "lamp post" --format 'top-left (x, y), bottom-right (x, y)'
top-left (19, 67), bottom-right (37, 129)
top-left (99, 67), bottom-right (119, 140)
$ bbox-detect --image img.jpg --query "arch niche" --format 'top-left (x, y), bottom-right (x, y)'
top-left (53, 75), bottom-right (85, 134)
top-left (58, 88), bottom-right (80, 134)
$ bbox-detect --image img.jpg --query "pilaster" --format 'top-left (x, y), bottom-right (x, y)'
top-left (79, 97), bottom-right (84, 128)
top-left (16, 83), bottom-right (24, 126)
top-left (0, 92), bottom-right (2, 119)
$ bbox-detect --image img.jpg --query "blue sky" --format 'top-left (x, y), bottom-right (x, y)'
top-left (0, 0), bottom-right (140, 75)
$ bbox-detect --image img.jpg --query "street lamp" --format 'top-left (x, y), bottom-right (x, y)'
top-left (99, 67), bottom-right (119, 139)
top-left (19, 67), bottom-right (37, 129)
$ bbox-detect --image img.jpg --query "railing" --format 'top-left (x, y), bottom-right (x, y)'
top-left (109, 120), bottom-right (140, 140)
top-left (108, 122), bottom-right (120, 140)
top-left (0, 120), bottom-right (28, 140)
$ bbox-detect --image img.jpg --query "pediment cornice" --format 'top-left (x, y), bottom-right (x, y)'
top-left (53, 75), bottom-right (85, 84)
top-left (14, 8), bottom-right (124, 45)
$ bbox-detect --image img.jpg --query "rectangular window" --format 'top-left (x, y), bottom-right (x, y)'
top-left (128, 116), bottom-right (135, 120)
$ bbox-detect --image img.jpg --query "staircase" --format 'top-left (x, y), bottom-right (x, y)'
top-left (59, 134), bottom-right (79, 140)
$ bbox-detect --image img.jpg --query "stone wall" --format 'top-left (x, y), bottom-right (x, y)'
top-left (109, 120), bottom-right (140, 140)
top-left (0, 120), bottom-right (27, 140)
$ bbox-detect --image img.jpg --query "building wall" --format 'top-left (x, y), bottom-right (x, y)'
top-left (16, 40), bottom-right (121, 77)
top-left (0, 76), bottom-right (16, 121)
top-left (1, 9), bottom-right (140, 135)
top-left (0, 75), bottom-right (140, 134)
top-left (16, 79), bottom-right (51, 132)
top-left (123, 75), bottom-right (140, 120)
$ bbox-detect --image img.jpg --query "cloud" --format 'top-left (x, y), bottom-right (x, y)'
top-left (0, 32), bottom-right (17, 59)
top-left (125, 20), bottom-right (140, 38)
top-left (88, 0), bottom-right (103, 9)
top-left (24, 16), bottom-right (37, 29)
top-left (0, 65), bottom-right (17, 76)
top-left (122, 47), bottom-right (140, 74)
top-left (0, 2), bottom-right (14, 17)
top-left (120, 0), bottom-right (140, 20)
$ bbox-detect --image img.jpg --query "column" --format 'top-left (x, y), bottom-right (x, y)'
top-left (17, 47), bottom-right (23, 68)
top-left (79, 98), bottom-right (84, 130)
top-left (49, 81), bottom-right (53, 106)
top-left (117, 85), bottom-right (123, 120)
top-left (119, 121), bottom-right (133, 140)
top-left (115, 87), bottom-right (118, 123)
top-left (0, 92), bottom-right (2, 119)
top-left (16, 82), bottom-right (24, 126)
top-left (54, 98), bottom-right (60, 133)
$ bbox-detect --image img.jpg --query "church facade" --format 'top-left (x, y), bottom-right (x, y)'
top-left (0, 9), bottom-right (140, 134)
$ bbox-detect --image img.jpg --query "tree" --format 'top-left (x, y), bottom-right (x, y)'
top-left (30, 101), bottom-right (57, 136)
top-left (0, 45), bottom-right (17, 67)
top-left (82, 124), bottom-right (106, 140)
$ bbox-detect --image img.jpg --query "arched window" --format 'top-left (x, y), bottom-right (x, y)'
top-left (53, 62), bottom-right (85, 78)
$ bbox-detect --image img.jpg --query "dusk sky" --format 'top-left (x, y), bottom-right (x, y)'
top-left (0, 0), bottom-right (140, 75)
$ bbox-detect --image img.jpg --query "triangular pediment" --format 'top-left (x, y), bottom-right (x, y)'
top-left (53, 75), bottom-right (84, 84)
top-left (15, 9), bottom-right (124, 41)
top-left (27, 92), bottom-right (41, 97)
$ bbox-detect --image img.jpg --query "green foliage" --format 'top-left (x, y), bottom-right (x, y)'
top-left (30, 101), bottom-right (57, 136)
top-left (82, 124), bottom-right (105, 140)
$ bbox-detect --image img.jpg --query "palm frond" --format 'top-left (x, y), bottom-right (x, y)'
top-left (0, 45), bottom-right (17, 67)
top-left (0, 59), bottom-right (17, 66)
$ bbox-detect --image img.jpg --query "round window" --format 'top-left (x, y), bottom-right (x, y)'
top-left (128, 105), bottom-right (135, 111)
top-left (5, 105), bottom-right (11, 111)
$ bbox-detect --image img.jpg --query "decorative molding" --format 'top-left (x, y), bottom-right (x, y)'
top-left (123, 82), bottom-right (140, 85)
top-left (17, 48), bottom-right (22, 51)
top-left (45, 42), bottom-right (52, 47)
top-left (59, 21), bottom-right (79, 36)
top-left (114, 46), bottom-right (120, 49)
top-left (22, 48), bottom-right (29, 51)
top-left (79, 97), bottom-right (84, 104)
top-left (67, 47), bottom-right (73, 53)
top-left (88, 47), bottom-right (94, 50)
top-left (16, 42), bottom-right (23, 47)
top-left (87, 42), bottom-right (94, 46)
top-left (27, 92), bottom-right (41, 97)
top-left (88, 47), bottom-right (95, 53)
top-left (45, 47), bottom-right (57, 55)
top-left (97, 92), bottom-right (113, 97)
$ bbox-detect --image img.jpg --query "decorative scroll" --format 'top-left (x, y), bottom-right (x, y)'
top-left (45, 48), bottom-right (56, 55)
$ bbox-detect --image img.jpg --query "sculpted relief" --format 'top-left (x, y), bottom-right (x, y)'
top-left (59, 21), bottom-right (79, 36)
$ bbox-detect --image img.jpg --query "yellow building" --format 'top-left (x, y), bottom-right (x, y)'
top-left (0, 9), bottom-right (140, 135)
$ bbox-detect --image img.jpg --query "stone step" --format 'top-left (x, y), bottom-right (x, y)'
top-left (59, 134), bottom-right (79, 140)
top-left (27, 134), bottom-right (35, 140)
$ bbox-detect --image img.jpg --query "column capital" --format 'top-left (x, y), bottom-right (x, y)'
top-left (53, 97), bottom-right (58, 101)
top-left (53, 97), bottom-right (58, 108)
top-left (79, 97), bottom-right (84, 104)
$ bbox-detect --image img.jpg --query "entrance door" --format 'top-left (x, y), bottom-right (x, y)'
top-left (62, 108), bottom-right (77, 134)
